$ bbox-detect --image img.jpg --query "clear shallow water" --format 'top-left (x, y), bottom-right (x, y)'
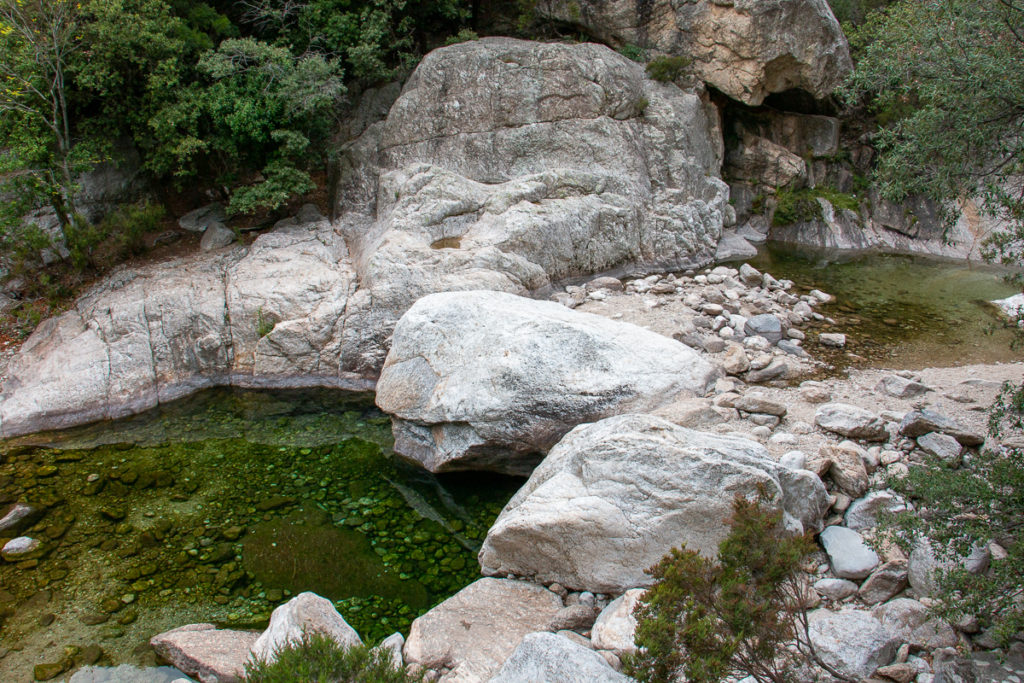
top-left (751, 244), bottom-right (1022, 370)
top-left (0, 389), bottom-right (522, 679)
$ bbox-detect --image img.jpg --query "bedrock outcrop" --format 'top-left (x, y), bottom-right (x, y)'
top-left (375, 291), bottom-right (720, 475)
top-left (534, 0), bottom-right (852, 105)
top-left (477, 413), bottom-right (829, 592)
top-left (1, 38), bottom-right (731, 437)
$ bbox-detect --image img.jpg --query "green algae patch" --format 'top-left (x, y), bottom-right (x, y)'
top-left (0, 388), bottom-right (523, 675)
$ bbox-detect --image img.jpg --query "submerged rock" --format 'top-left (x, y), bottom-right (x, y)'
top-left (376, 292), bottom-right (720, 475)
top-left (478, 414), bottom-right (828, 592)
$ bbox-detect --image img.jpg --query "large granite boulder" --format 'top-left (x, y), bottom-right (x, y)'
top-left (2, 38), bottom-right (732, 438)
top-left (403, 577), bottom-right (563, 682)
top-left (477, 414), bottom-right (829, 592)
top-left (534, 0), bottom-right (852, 105)
top-left (376, 292), bottom-right (721, 475)
top-left (807, 609), bottom-right (898, 680)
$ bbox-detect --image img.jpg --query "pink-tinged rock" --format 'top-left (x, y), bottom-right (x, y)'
top-left (151, 623), bottom-right (259, 683)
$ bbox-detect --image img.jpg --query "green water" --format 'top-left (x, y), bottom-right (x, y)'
top-left (751, 244), bottom-right (1022, 370)
top-left (0, 389), bottom-right (522, 678)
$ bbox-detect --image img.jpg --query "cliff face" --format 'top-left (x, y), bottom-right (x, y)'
top-left (534, 0), bottom-right (852, 105)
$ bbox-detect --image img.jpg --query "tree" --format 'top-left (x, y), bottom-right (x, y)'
top-left (0, 0), bottom-right (85, 232)
top-left (625, 495), bottom-right (852, 683)
top-left (844, 0), bottom-right (1024, 271)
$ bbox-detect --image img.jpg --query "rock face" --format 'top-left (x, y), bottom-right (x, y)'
top-left (403, 577), bottom-right (563, 682)
top-left (375, 292), bottom-right (720, 474)
top-left (488, 632), bottom-right (630, 683)
top-left (478, 414), bottom-right (828, 592)
top-left (534, 0), bottom-right (852, 105)
top-left (2, 38), bottom-right (732, 438)
top-left (150, 624), bottom-right (259, 683)
top-left (250, 592), bottom-right (362, 664)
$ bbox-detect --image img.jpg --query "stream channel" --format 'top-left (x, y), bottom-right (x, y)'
top-left (0, 245), bottom-right (1020, 680)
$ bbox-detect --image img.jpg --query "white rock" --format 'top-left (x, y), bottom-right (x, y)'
top-left (819, 526), bottom-right (879, 580)
top-left (814, 578), bottom-right (859, 601)
top-left (819, 332), bottom-right (846, 347)
top-left (845, 491), bottom-right (907, 531)
top-left (808, 609), bottom-right (898, 680)
top-left (250, 592), bottom-right (362, 664)
top-left (916, 432), bottom-right (963, 465)
top-left (150, 624), bottom-right (258, 683)
top-left (591, 590), bottom-right (645, 655)
top-left (478, 414), bottom-right (829, 592)
top-left (403, 578), bottom-right (562, 682)
top-left (376, 291), bottom-right (720, 475)
top-left (815, 403), bottom-right (889, 441)
top-left (488, 632), bottom-right (630, 683)
top-left (872, 598), bottom-right (958, 649)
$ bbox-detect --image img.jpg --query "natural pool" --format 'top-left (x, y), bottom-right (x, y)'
top-left (751, 244), bottom-right (1022, 370)
top-left (0, 389), bottom-right (523, 680)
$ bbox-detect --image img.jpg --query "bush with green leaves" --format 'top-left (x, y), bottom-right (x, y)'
top-left (243, 632), bottom-right (420, 683)
top-left (624, 494), bottom-right (850, 683)
top-left (771, 186), bottom-right (860, 227)
top-left (880, 381), bottom-right (1024, 646)
top-left (645, 55), bottom-right (692, 83)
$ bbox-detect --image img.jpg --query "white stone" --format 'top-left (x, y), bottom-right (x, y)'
top-left (250, 592), bottom-right (362, 664)
top-left (591, 590), bottom-right (645, 655)
top-left (819, 526), bottom-right (879, 580)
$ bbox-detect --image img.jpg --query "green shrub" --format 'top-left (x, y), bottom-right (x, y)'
top-left (634, 97), bottom-right (650, 117)
top-left (625, 494), bottom-right (850, 683)
top-left (444, 29), bottom-right (479, 45)
top-left (618, 44), bottom-right (645, 62)
top-left (243, 632), bottom-right (419, 683)
top-left (645, 55), bottom-right (692, 83)
top-left (772, 187), bottom-right (860, 227)
top-left (256, 307), bottom-right (275, 339)
top-left (880, 381), bottom-right (1024, 646)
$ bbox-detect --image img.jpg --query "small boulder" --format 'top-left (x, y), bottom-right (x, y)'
top-left (2, 536), bottom-right (43, 561)
top-left (845, 491), bottom-right (907, 532)
top-left (815, 403), bottom-right (889, 441)
top-left (813, 578), bottom-right (859, 601)
top-left (819, 526), bottom-right (879, 580)
top-left (403, 578), bottom-right (562, 682)
top-left (875, 375), bottom-right (930, 399)
top-left (808, 609), bottom-right (899, 680)
top-left (900, 410), bottom-right (983, 446)
top-left (916, 432), bottom-right (963, 466)
top-left (250, 592), bottom-right (362, 664)
top-left (739, 263), bottom-right (762, 286)
top-left (488, 632), bottom-right (630, 683)
top-left (721, 344), bottom-right (751, 375)
top-left (744, 314), bottom-right (783, 344)
top-left (822, 442), bottom-right (870, 498)
top-left (872, 598), bottom-right (958, 649)
top-left (0, 503), bottom-right (41, 534)
top-left (150, 623), bottom-right (258, 683)
top-left (857, 562), bottom-right (909, 605)
top-left (179, 203), bottom-right (226, 233)
top-left (199, 222), bottom-right (236, 252)
top-left (591, 589), bottom-right (645, 655)
top-left (732, 392), bottom-right (787, 417)
top-left (819, 333), bottom-right (846, 348)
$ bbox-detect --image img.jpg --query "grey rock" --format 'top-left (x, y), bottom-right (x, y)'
top-left (739, 263), bottom-right (762, 286)
top-left (535, 0), bottom-right (852, 105)
top-left (2, 536), bottom-right (42, 560)
top-left (814, 578), bottom-right (859, 601)
top-left (815, 403), bottom-right (889, 441)
top-left (488, 632), bottom-right (630, 683)
top-left (744, 314), bottom-right (783, 344)
top-left (819, 332), bottom-right (846, 347)
top-left (548, 605), bottom-right (598, 632)
top-left (150, 623), bottom-right (258, 683)
top-left (0, 503), bottom-right (40, 534)
top-left (908, 540), bottom-right (949, 598)
top-left (872, 598), bottom-right (958, 650)
top-left (732, 391), bottom-right (787, 417)
top-left (824, 442), bottom-right (871, 498)
top-left (845, 491), bottom-right (907, 531)
top-left (777, 339), bottom-right (810, 358)
top-left (858, 562), bottom-right (909, 605)
top-left (900, 411), bottom-right (984, 447)
top-left (199, 222), bottom-right (235, 252)
top-left (780, 451), bottom-right (807, 470)
top-left (917, 432), bottom-right (963, 466)
top-left (478, 414), bottom-right (828, 592)
top-left (179, 203), bottom-right (225, 233)
top-left (876, 375), bottom-right (931, 399)
top-left (250, 592), bottom-right (362, 664)
top-left (69, 665), bottom-right (191, 683)
top-left (716, 230), bottom-right (759, 262)
top-left (745, 359), bottom-right (790, 383)
top-left (808, 608), bottom-right (899, 680)
top-left (591, 590), bottom-right (645, 655)
top-left (403, 578), bottom-right (562, 683)
top-left (819, 526), bottom-right (879, 580)
top-left (376, 292), bottom-right (720, 475)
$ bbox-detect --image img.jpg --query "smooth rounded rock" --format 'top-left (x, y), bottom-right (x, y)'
top-left (819, 526), bottom-right (879, 580)
top-left (488, 632), bottom-right (630, 683)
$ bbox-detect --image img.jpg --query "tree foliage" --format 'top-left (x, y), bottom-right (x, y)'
top-left (844, 0), bottom-right (1024, 268)
top-left (625, 495), bottom-right (849, 683)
